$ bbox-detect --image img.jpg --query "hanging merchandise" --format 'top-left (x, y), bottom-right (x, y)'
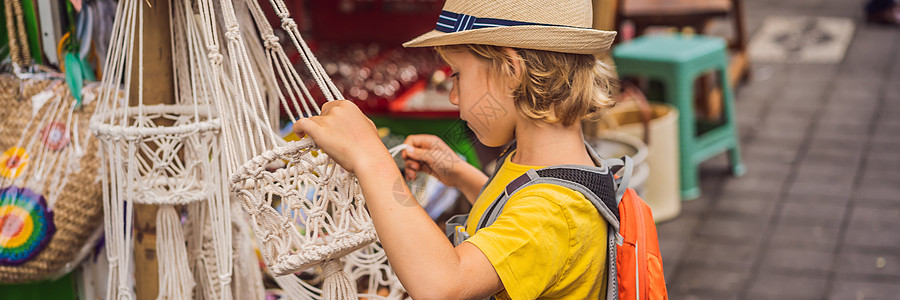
top-left (58, 0), bottom-right (97, 106)
top-left (0, 186), bottom-right (54, 265)
top-left (86, 0), bottom-right (116, 76)
top-left (200, 0), bottom-right (409, 298)
top-left (89, 0), bottom-right (236, 298)
top-left (0, 76), bottom-right (104, 284)
top-left (87, 0), bottom-right (411, 297)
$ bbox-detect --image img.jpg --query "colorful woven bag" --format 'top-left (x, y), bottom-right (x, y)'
top-left (0, 75), bottom-right (104, 283)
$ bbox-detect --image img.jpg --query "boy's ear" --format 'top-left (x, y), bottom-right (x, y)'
top-left (501, 47), bottom-right (523, 88)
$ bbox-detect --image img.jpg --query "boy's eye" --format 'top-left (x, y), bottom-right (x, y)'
top-left (450, 72), bottom-right (459, 79)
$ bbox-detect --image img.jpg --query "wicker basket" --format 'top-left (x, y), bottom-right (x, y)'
top-left (0, 75), bottom-right (104, 283)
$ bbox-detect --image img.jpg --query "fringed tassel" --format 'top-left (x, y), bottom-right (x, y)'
top-left (231, 201), bottom-right (266, 300)
top-left (322, 259), bottom-right (356, 300)
top-left (186, 202), bottom-right (215, 300)
top-left (156, 205), bottom-right (196, 300)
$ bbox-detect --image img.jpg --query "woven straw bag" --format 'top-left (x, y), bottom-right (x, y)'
top-left (0, 75), bottom-right (103, 283)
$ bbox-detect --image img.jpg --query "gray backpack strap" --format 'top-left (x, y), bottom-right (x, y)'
top-left (601, 156), bottom-right (634, 204)
top-left (445, 214), bottom-right (470, 246)
top-left (474, 165), bottom-right (622, 234)
top-left (606, 223), bottom-right (619, 300)
top-left (474, 141), bottom-right (614, 230)
top-left (585, 140), bottom-right (604, 166)
top-left (474, 169), bottom-right (540, 231)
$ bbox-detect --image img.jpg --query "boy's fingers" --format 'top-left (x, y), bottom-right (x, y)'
top-left (403, 134), bottom-right (438, 149)
top-left (401, 146), bottom-right (428, 163)
top-left (292, 117), bottom-right (322, 140)
top-left (320, 99), bottom-right (345, 114)
top-left (405, 160), bottom-right (420, 171)
top-left (400, 147), bottom-right (412, 160)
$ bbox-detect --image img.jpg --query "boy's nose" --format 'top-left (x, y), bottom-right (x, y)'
top-left (448, 83), bottom-right (460, 106)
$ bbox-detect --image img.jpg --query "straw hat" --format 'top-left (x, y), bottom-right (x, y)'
top-left (403, 0), bottom-right (617, 54)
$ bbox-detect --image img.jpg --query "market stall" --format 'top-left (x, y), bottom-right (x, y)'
top-left (1, 1), bottom-right (471, 299)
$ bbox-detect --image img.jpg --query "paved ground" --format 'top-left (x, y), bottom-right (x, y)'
top-left (657, 0), bottom-right (900, 299)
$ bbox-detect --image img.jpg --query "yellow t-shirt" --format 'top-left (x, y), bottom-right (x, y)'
top-left (465, 151), bottom-right (609, 300)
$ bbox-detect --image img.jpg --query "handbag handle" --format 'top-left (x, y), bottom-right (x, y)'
top-left (606, 81), bottom-right (652, 144)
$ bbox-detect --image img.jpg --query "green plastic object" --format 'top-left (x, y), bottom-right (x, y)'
top-left (0, 0), bottom-right (43, 65)
top-left (0, 272), bottom-right (77, 300)
top-left (613, 34), bottom-right (745, 200)
top-left (62, 49), bottom-right (96, 108)
top-left (64, 52), bottom-right (84, 107)
top-left (371, 116), bottom-right (481, 169)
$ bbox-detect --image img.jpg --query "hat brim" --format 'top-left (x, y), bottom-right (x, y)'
top-left (403, 26), bottom-right (617, 55)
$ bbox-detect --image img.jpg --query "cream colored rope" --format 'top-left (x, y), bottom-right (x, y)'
top-left (199, 0), bottom-right (384, 298)
top-left (90, 0), bottom-right (234, 299)
top-left (222, 1), bottom-right (420, 297)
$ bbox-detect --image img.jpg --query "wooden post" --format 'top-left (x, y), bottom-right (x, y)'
top-left (129, 0), bottom-right (174, 299)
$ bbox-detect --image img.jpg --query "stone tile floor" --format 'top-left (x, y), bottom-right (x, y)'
top-left (657, 0), bottom-right (900, 299)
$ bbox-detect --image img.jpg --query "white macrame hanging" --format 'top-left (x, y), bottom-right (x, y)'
top-left (339, 143), bottom-right (410, 299)
top-left (89, 0), bottom-right (237, 299)
top-left (344, 242), bottom-right (409, 299)
top-left (194, 0), bottom-right (416, 298)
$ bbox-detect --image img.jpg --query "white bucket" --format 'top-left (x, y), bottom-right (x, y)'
top-left (600, 102), bottom-right (681, 223)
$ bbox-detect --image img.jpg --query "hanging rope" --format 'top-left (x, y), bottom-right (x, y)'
top-left (76, 0), bottom-right (417, 298)
top-left (321, 259), bottom-right (354, 300)
top-left (197, 0), bottom-right (378, 298)
top-left (90, 0), bottom-right (233, 299)
top-left (155, 205), bottom-right (196, 300)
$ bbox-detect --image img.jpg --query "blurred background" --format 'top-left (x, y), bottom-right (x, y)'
top-left (2, 0), bottom-right (899, 299)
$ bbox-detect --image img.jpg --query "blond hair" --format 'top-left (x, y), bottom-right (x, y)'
top-left (435, 44), bottom-right (617, 126)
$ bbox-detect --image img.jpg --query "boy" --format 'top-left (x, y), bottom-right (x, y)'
top-left (293, 0), bottom-right (618, 298)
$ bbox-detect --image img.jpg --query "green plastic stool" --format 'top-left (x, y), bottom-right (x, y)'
top-left (613, 34), bottom-right (745, 200)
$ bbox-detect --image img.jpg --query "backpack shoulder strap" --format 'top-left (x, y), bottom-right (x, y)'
top-left (473, 165), bottom-right (622, 233)
top-left (474, 141), bottom-right (630, 232)
top-left (601, 156), bottom-right (634, 206)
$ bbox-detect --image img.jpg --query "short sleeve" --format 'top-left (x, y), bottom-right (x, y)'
top-left (464, 188), bottom-right (573, 300)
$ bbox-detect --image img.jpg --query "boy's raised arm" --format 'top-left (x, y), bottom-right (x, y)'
top-left (293, 100), bottom-right (502, 299)
top-left (356, 157), bottom-right (502, 299)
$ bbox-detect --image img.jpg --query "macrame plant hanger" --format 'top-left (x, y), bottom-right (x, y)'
top-left (199, 0), bottom-right (411, 298)
top-left (89, 0), bottom-right (239, 299)
top-left (209, 0), bottom-right (374, 296)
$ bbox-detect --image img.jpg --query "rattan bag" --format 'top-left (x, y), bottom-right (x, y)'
top-left (0, 76), bottom-right (103, 283)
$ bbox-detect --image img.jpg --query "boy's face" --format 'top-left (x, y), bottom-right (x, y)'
top-left (443, 50), bottom-right (517, 147)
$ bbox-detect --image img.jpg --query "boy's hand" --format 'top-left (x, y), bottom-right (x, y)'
top-left (292, 100), bottom-right (391, 173)
top-left (401, 134), bottom-right (465, 187)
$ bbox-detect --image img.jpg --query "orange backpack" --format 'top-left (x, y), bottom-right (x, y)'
top-left (446, 143), bottom-right (668, 299)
